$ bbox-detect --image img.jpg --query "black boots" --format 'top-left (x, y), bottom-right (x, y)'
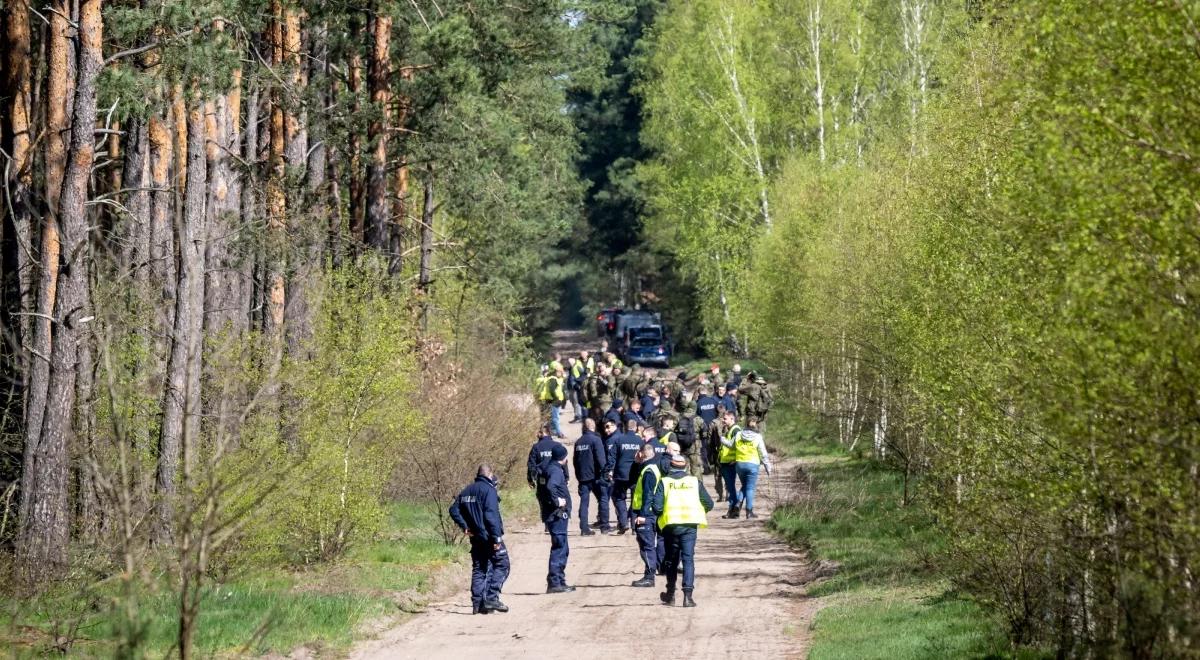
top-left (631, 577), bottom-right (655, 588)
top-left (660, 589), bottom-right (696, 607)
top-left (483, 599), bottom-right (509, 613)
top-left (745, 510), bottom-right (758, 519)
top-left (721, 509), bottom-right (740, 519)
top-left (547, 584), bottom-right (576, 594)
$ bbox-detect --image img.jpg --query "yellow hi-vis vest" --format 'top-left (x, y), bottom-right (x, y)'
top-left (631, 463), bottom-right (662, 511)
top-left (536, 375), bottom-right (551, 401)
top-left (658, 475), bottom-right (708, 529)
top-left (718, 425), bottom-right (742, 464)
top-left (585, 356), bottom-right (595, 372)
top-left (735, 434), bottom-right (760, 463)
top-left (571, 361), bottom-right (585, 379)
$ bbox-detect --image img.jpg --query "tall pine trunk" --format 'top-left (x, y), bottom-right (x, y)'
top-left (18, 0), bottom-right (101, 584)
top-left (156, 101), bottom-right (208, 543)
top-left (365, 7), bottom-right (392, 251)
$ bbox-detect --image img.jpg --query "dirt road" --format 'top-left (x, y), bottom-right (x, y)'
top-left (352, 331), bottom-right (818, 659)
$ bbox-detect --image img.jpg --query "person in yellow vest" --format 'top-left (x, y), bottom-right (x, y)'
top-left (716, 410), bottom-right (742, 518)
top-left (721, 413), bottom-right (772, 519)
top-left (535, 364), bottom-right (552, 420)
top-left (547, 365), bottom-right (567, 438)
top-left (630, 444), bottom-right (663, 587)
top-left (652, 453), bottom-right (714, 607)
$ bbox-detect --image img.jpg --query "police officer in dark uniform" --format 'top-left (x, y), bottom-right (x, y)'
top-left (448, 464), bottom-right (511, 614)
top-left (630, 444), bottom-right (662, 587)
top-left (537, 444), bottom-right (574, 593)
top-left (527, 424), bottom-right (566, 489)
top-left (573, 418), bottom-right (611, 535)
top-left (604, 417), bottom-right (644, 534)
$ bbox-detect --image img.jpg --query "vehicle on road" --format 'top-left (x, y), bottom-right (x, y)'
top-left (620, 325), bottom-right (671, 367)
top-left (596, 308), bottom-right (622, 337)
top-left (612, 309), bottom-right (661, 341)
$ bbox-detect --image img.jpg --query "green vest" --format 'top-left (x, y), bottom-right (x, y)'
top-left (631, 463), bottom-right (662, 511)
top-left (658, 475), bottom-right (708, 529)
top-left (719, 425), bottom-right (741, 464)
top-left (735, 434), bottom-right (760, 463)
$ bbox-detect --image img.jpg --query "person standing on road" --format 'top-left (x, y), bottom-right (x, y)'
top-left (448, 464), bottom-right (511, 615)
top-left (568, 355), bottom-right (587, 422)
top-left (653, 453), bottom-right (714, 608)
top-left (605, 417), bottom-right (644, 534)
top-left (630, 444), bottom-right (663, 588)
top-left (574, 419), bottom-right (611, 536)
top-left (537, 444), bottom-right (575, 593)
top-left (732, 422), bottom-right (771, 519)
top-left (527, 424), bottom-right (566, 490)
top-left (548, 365), bottom-right (567, 438)
top-left (717, 411), bottom-right (742, 517)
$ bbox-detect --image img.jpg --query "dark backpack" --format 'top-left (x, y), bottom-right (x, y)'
top-left (677, 414), bottom-right (698, 451)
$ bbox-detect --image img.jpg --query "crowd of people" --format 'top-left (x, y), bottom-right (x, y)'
top-left (449, 344), bottom-right (774, 615)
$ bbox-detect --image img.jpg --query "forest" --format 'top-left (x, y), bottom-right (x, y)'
top-left (2, 0), bottom-right (1198, 657)
top-left (635, 0), bottom-right (1200, 656)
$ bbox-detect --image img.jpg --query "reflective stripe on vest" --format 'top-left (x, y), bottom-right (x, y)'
top-left (735, 435), bottom-right (759, 463)
top-left (718, 426), bottom-right (741, 464)
top-left (536, 376), bottom-right (551, 401)
top-left (631, 463), bottom-right (662, 511)
top-left (657, 475), bottom-right (708, 529)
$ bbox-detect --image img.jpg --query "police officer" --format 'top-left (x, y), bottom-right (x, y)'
top-left (630, 444), bottom-right (663, 587)
top-left (537, 444), bottom-right (575, 593)
top-left (653, 453), bottom-right (714, 608)
top-left (574, 418), bottom-right (611, 535)
top-left (527, 424), bottom-right (566, 490)
top-left (448, 464), bottom-right (511, 614)
top-left (604, 417), bottom-right (643, 534)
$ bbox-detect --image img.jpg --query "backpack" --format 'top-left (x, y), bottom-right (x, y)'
top-left (677, 414), bottom-right (697, 451)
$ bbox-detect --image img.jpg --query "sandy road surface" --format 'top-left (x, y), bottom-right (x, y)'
top-left (352, 331), bottom-right (818, 659)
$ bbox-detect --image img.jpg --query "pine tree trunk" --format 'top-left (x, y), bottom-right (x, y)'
top-left (2, 0), bottom-right (36, 366)
top-left (156, 101), bottom-right (208, 543)
top-left (347, 15), bottom-right (365, 248)
top-left (17, 0), bottom-right (101, 583)
top-left (148, 114), bottom-right (177, 371)
top-left (365, 8), bottom-right (392, 251)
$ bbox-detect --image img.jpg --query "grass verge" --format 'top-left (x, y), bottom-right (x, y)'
top-left (766, 405), bottom-right (1039, 660)
top-left (2, 490), bottom-right (537, 657)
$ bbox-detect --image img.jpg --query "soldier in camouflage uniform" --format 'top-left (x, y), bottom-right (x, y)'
top-left (737, 372), bottom-right (773, 428)
top-left (586, 363), bottom-right (616, 426)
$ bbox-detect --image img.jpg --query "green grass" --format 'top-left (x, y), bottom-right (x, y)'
top-left (0, 499), bottom-right (504, 657)
top-left (766, 404), bottom-right (1037, 659)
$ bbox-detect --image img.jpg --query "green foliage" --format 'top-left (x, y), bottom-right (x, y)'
top-left (0, 503), bottom-right (455, 657)
top-left (220, 266), bottom-right (421, 568)
top-left (768, 405), bottom-right (1015, 659)
top-left (645, 0), bottom-right (1200, 652)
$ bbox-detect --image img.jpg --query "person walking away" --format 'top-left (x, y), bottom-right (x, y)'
top-left (604, 417), bottom-right (643, 534)
top-left (535, 365), bottom-right (551, 421)
top-left (537, 444), bottom-right (575, 593)
top-left (676, 400), bottom-right (703, 477)
top-left (653, 453), bottom-right (714, 607)
top-left (448, 464), bottom-right (511, 614)
top-left (568, 355), bottom-right (587, 422)
top-left (717, 411), bottom-right (742, 517)
top-left (734, 421), bottom-right (771, 518)
top-left (548, 365), bottom-right (567, 438)
top-left (574, 419), bottom-right (611, 535)
top-left (630, 444), bottom-right (663, 587)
